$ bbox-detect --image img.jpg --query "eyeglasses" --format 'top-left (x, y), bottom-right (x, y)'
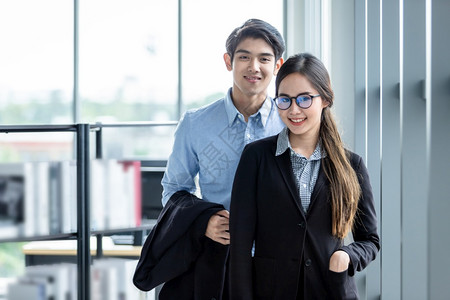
top-left (274, 94), bottom-right (321, 110)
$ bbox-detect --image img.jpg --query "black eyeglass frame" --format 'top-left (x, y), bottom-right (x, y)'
top-left (273, 94), bottom-right (321, 110)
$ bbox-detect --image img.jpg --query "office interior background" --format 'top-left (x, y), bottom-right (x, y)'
top-left (0, 0), bottom-right (449, 299)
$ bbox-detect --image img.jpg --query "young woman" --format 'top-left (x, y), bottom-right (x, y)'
top-left (229, 53), bottom-right (380, 299)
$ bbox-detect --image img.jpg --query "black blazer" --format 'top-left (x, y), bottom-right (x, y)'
top-left (229, 135), bottom-right (380, 300)
top-left (133, 190), bottom-right (229, 300)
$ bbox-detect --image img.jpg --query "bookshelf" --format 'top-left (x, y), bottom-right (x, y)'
top-left (0, 124), bottom-right (91, 300)
top-left (0, 122), bottom-right (176, 300)
top-left (91, 122), bottom-right (174, 259)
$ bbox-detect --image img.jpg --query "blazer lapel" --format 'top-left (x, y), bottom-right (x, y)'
top-left (274, 150), bottom-right (304, 215)
top-left (308, 162), bottom-right (328, 212)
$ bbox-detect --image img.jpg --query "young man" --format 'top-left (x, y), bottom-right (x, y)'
top-left (134, 19), bottom-right (285, 299)
top-left (163, 18), bottom-right (285, 242)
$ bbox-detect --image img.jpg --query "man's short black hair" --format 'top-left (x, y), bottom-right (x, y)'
top-left (225, 19), bottom-right (285, 63)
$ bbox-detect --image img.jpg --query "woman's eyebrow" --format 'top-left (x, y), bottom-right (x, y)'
top-left (279, 92), bottom-right (311, 97)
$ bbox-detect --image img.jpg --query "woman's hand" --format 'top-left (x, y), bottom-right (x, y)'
top-left (329, 250), bottom-right (350, 272)
top-left (205, 210), bottom-right (230, 245)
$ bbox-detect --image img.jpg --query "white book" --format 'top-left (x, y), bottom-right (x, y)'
top-left (34, 161), bottom-right (50, 236)
top-left (119, 161), bottom-right (134, 229)
top-left (90, 159), bottom-right (106, 231)
top-left (68, 160), bottom-right (77, 233)
top-left (53, 160), bottom-right (77, 234)
top-left (58, 160), bottom-right (75, 234)
top-left (106, 160), bottom-right (128, 230)
top-left (119, 161), bottom-right (142, 228)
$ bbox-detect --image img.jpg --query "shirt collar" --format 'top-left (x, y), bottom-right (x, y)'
top-left (276, 127), bottom-right (290, 156)
top-left (224, 88), bottom-right (240, 126)
top-left (224, 88), bottom-right (272, 127)
top-left (258, 95), bottom-right (272, 127)
top-left (276, 127), bottom-right (324, 160)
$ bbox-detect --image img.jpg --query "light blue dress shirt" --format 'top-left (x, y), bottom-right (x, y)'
top-left (161, 88), bottom-right (285, 210)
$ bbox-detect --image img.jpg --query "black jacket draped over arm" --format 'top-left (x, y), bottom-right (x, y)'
top-left (133, 190), bottom-right (229, 300)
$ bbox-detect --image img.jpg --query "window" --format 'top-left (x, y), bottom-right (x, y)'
top-left (79, 0), bottom-right (178, 123)
top-left (0, 1), bottom-right (284, 161)
top-left (182, 0), bottom-right (284, 112)
top-left (0, 0), bottom-right (73, 125)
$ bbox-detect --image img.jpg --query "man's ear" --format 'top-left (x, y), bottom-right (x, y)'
top-left (273, 57), bottom-right (284, 75)
top-left (223, 53), bottom-right (232, 71)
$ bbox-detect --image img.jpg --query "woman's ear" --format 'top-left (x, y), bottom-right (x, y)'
top-left (223, 53), bottom-right (232, 71)
top-left (322, 99), bottom-right (330, 109)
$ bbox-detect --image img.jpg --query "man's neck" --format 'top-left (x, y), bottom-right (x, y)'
top-left (231, 90), bottom-right (267, 122)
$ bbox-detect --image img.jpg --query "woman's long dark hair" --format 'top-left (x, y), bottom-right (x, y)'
top-left (275, 53), bottom-right (360, 239)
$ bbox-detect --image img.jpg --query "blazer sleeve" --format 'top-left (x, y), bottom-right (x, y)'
top-left (341, 154), bottom-right (381, 276)
top-left (229, 144), bottom-right (259, 299)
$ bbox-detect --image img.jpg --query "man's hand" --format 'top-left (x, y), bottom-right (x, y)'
top-left (205, 210), bottom-right (230, 245)
top-left (329, 250), bottom-right (350, 272)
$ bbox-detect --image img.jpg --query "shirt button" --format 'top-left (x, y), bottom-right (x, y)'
top-left (246, 133), bottom-right (251, 138)
top-left (303, 184), bottom-right (307, 188)
top-left (305, 259), bottom-right (312, 267)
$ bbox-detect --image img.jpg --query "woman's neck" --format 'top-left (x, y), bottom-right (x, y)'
top-left (289, 132), bottom-right (319, 159)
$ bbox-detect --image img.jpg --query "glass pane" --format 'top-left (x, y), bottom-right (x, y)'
top-left (79, 0), bottom-right (178, 123)
top-left (95, 125), bottom-right (176, 161)
top-left (0, 0), bottom-right (73, 125)
top-left (0, 132), bottom-right (75, 163)
top-left (181, 0), bottom-right (284, 112)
